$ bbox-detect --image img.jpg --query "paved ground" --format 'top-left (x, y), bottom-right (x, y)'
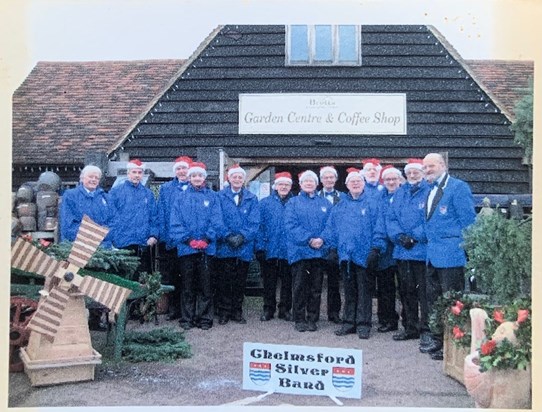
top-left (8, 294), bottom-right (475, 409)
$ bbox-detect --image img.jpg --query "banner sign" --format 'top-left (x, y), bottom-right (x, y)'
top-left (239, 93), bottom-right (407, 135)
top-left (243, 342), bottom-right (362, 399)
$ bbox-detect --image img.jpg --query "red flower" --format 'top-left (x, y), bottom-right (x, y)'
top-left (455, 300), bottom-right (465, 310)
top-left (21, 234), bottom-right (33, 242)
top-left (453, 326), bottom-right (465, 339)
top-left (517, 309), bottom-right (529, 324)
top-left (451, 305), bottom-right (462, 316)
top-left (493, 310), bottom-right (505, 324)
top-left (39, 239), bottom-right (51, 248)
top-left (481, 340), bottom-right (497, 356)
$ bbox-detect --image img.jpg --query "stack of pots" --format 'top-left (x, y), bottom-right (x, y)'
top-left (14, 172), bottom-right (62, 232)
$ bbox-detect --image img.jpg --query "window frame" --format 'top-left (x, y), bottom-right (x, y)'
top-left (286, 24), bottom-right (362, 66)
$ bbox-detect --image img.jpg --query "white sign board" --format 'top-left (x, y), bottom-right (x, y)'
top-left (239, 93), bottom-right (407, 135)
top-left (243, 342), bottom-right (362, 399)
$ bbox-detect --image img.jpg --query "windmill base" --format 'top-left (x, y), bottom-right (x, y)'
top-left (20, 347), bottom-right (102, 386)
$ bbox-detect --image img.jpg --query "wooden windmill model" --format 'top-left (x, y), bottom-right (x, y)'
top-left (11, 215), bottom-right (132, 386)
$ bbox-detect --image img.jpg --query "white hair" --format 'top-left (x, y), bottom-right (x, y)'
top-left (80, 165), bottom-right (103, 181)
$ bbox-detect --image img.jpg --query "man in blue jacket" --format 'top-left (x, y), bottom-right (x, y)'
top-left (421, 153), bottom-right (476, 360)
top-left (386, 158), bottom-right (430, 346)
top-left (322, 168), bottom-right (382, 339)
top-left (285, 170), bottom-right (331, 332)
top-left (215, 165), bottom-right (260, 325)
top-left (371, 165), bottom-right (403, 333)
top-left (317, 165), bottom-right (344, 324)
top-left (109, 159), bottom-right (159, 275)
top-left (169, 162), bottom-right (224, 330)
top-left (60, 165), bottom-right (114, 247)
top-left (157, 155), bottom-right (192, 320)
top-left (256, 171), bottom-right (294, 322)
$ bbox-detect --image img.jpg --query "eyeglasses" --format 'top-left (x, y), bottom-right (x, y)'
top-left (384, 177), bottom-right (400, 182)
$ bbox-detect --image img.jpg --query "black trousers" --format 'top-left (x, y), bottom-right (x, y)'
top-left (215, 257), bottom-right (249, 319)
top-left (123, 244), bottom-right (153, 279)
top-left (342, 262), bottom-right (373, 332)
top-left (261, 258), bottom-right (292, 316)
top-left (371, 266), bottom-right (399, 326)
top-left (397, 260), bottom-right (429, 334)
top-left (159, 244), bottom-right (181, 316)
top-left (291, 259), bottom-right (324, 323)
top-left (179, 253), bottom-right (214, 327)
top-left (426, 263), bottom-right (464, 342)
top-left (323, 257), bottom-right (341, 318)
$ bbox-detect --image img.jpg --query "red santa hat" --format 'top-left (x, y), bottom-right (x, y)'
top-left (380, 164), bottom-right (402, 180)
top-left (319, 165), bottom-right (338, 178)
top-left (404, 158), bottom-right (424, 173)
top-left (361, 158), bottom-right (382, 172)
top-left (345, 167), bottom-right (362, 184)
top-left (173, 156), bottom-right (193, 172)
top-left (126, 158), bottom-right (145, 170)
top-left (227, 164), bottom-right (246, 179)
top-left (298, 170), bottom-right (319, 185)
top-left (274, 171), bottom-right (293, 186)
top-left (188, 162), bottom-right (207, 178)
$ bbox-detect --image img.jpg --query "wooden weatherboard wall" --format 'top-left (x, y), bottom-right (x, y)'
top-left (110, 25), bottom-right (529, 195)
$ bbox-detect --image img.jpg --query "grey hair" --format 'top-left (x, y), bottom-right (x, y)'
top-left (80, 165), bottom-right (103, 181)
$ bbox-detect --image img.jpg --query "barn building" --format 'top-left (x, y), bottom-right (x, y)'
top-left (12, 24), bottom-right (533, 206)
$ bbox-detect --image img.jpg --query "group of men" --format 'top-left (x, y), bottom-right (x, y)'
top-left (59, 152), bottom-right (476, 361)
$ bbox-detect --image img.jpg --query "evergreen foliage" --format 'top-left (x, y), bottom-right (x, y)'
top-left (463, 212), bottom-right (531, 303)
top-left (122, 327), bottom-right (192, 362)
top-left (46, 241), bottom-right (140, 279)
top-left (510, 79), bottom-right (533, 162)
top-left (132, 271), bottom-right (164, 322)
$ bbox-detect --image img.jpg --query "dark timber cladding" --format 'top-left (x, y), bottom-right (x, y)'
top-left (115, 25), bottom-right (529, 194)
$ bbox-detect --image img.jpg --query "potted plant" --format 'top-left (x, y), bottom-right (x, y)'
top-left (463, 298), bottom-right (531, 409)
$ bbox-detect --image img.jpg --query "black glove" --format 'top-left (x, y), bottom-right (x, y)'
top-left (366, 248), bottom-right (380, 270)
top-left (226, 234), bottom-right (245, 249)
top-left (398, 234), bottom-right (417, 250)
top-left (255, 250), bottom-right (266, 263)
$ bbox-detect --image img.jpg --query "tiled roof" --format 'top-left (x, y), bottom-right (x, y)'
top-left (12, 60), bottom-right (185, 164)
top-left (466, 60), bottom-right (533, 119)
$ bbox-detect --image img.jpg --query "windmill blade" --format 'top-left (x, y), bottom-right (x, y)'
top-left (11, 237), bottom-right (64, 279)
top-left (78, 276), bottom-right (132, 315)
top-left (27, 286), bottom-right (71, 342)
top-left (67, 215), bottom-right (109, 268)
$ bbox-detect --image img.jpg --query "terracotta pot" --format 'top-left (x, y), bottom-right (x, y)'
top-left (464, 353), bottom-right (531, 409)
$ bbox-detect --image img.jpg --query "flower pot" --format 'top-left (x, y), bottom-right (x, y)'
top-left (443, 330), bottom-right (470, 385)
top-left (464, 353), bottom-right (531, 409)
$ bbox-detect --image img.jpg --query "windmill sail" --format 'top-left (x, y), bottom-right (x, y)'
top-left (27, 287), bottom-right (71, 341)
top-left (67, 215), bottom-right (110, 268)
top-left (11, 238), bottom-right (64, 279)
top-left (78, 276), bottom-right (132, 315)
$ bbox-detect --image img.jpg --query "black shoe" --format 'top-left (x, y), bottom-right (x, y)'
top-left (200, 323), bottom-right (212, 330)
top-left (295, 322), bottom-right (307, 332)
top-left (218, 316), bottom-right (229, 325)
top-left (307, 321), bottom-right (317, 332)
top-left (393, 331), bottom-right (420, 341)
top-left (179, 321), bottom-right (193, 330)
top-left (328, 315), bottom-right (342, 324)
top-left (278, 312), bottom-right (293, 321)
top-left (430, 349), bottom-right (444, 360)
top-left (377, 323), bottom-right (399, 333)
top-left (260, 312), bottom-right (273, 321)
top-left (335, 326), bottom-right (356, 336)
top-left (419, 332), bottom-right (433, 347)
top-left (232, 315), bottom-right (247, 324)
top-left (419, 341), bottom-right (443, 354)
top-left (358, 329), bottom-right (370, 339)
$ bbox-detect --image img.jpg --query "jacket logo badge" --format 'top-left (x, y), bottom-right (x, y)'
top-left (321, 207), bottom-right (327, 213)
top-left (418, 202), bottom-right (425, 209)
top-left (204, 200), bottom-right (210, 207)
top-left (439, 205), bottom-right (447, 215)
top-left (360, 208), bottom-right (366, 216)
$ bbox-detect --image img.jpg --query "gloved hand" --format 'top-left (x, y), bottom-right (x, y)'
top-left (189, 239), bottom-right (200, 249)
top-left (398, 234), bottom-right (417, 250)
top-left (196, 239), bottom-right (209, 249)
top-left (226, 234), bottom-right (245, 248)
top-left (255, 250), bottom-right (266, 263)
top-left (366, 248), bottom-right (380, 270)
